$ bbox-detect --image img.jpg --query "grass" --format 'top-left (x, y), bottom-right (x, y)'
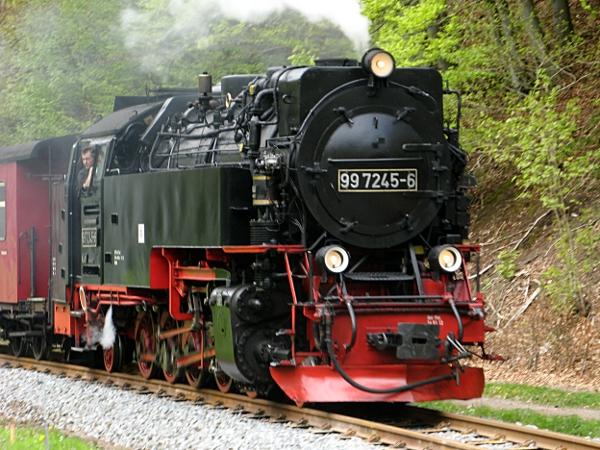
top-left (0, 423), bottom-right (98, 450)
top-left (420, 402), bottom-right (600, 439)
top-left (420, 381), bottom-right (600, 439)
top-left (483, 382), bottom-right (600, 409)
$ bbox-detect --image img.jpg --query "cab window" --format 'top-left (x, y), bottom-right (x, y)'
top-left (75, 137), bottom-right (112, 194)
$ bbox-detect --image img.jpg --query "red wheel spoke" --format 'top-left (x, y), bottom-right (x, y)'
top-left (136, 313), bottom-right (159, 379)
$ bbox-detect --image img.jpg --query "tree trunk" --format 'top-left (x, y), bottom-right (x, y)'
top-left (520, 0), bottom-right (546, 55)
top-left (519, 0), bottom-right (560, 79)
top-left (426, 14), bottom-right (451, 71)
top-left (552, 0), bottom-right (574, 40)
top-left (520, 0), bottom-right (545, 37)
top-left (0, 0), bottom-right (18, 12)
top-left (491, 0), bottom-right (528, 92)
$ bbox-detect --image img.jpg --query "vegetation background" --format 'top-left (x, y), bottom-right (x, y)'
top-left (0, 0), bottom-right (598, 386)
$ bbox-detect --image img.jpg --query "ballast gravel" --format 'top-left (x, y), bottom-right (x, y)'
top-left (0, 366), bottom-right (383, 450)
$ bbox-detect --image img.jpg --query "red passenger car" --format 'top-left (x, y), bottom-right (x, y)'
top-left (0, 136), bottom-right (75, 358)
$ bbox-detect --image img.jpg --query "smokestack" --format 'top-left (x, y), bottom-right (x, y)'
top-left (198, 73), bottom-right (212, 95)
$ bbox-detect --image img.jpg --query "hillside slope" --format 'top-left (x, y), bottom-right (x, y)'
top-left (365, 0), bottom-right (600, 389)
top-left (472, 189), bottom-right (600, 390)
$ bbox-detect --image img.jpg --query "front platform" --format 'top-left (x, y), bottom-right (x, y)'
top-left (270, 364), bottom-right (484, 406)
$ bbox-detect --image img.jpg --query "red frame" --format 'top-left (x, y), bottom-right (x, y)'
top-left (269, 245), bottom-right (488, 404)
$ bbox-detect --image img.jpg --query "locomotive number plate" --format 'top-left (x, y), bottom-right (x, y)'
top-left (81, 227), bottom-right (98, 248)
top-left (337, 168), bottom-right (418, 192)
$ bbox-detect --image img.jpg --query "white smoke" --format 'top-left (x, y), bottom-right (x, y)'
top-left (121, 0), bottom-right (370, 76)
top-left (100, 306), bottom-right (116, 349)
top-left (86, 324), bottom-right (103, 349)
top-left (213, 0), bottom-right (369, 49)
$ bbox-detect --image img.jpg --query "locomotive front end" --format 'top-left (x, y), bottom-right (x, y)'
top-left (260, 49), bottom-right (489, 404)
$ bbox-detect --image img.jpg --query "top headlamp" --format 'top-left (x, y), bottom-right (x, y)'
top-left (362, 48), bottom-right (396, 78)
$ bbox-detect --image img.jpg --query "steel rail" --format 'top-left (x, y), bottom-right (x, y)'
top-left (1, 354), bottom-right (598, 450)
top-left (400, 405), bottom-right (600, 450)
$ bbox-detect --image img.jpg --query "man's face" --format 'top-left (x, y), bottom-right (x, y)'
top-left (82, 151), bottom-right (93, 169)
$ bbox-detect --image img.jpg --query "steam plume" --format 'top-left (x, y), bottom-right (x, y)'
top-left (121, 0), bottom-right (370, 77)
top-left (211, 0), bottom-right (369, 49)
top-left (100, 306), bottom-right (116, 349)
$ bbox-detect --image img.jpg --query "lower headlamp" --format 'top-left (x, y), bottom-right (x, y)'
top-left (316, 245), bottom-right (350, 274)
top-left (428, 245), bottom-right (462, 273)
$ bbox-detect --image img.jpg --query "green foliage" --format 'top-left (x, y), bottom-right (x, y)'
top-left (475, 77), bottom-right (591, 211)
top-left (578, 0), bottom-right (595, 13)
top-left (463, 71), bottom-right (595, 316)
top-left (541, 232), bottom-right (590, 315)
top-left (542, 209), bottom-right (599, 315)
top-left (575, 213), bottom-right (600, 251)
top-left (362, 1), bottom-right (506, 90)
top-left (0, 3), bottom-right (354, 145)
top-left (363, 0), bottom-right (599, 316)
top-left (363, 0), bottom-right (446, 66)
top-left (0, 0), bottom-right (142, 144)
top-left (542, 264), bottom-right (574, 311)
top-left (497, 249), bottom-right (519, 279)
top-left (288, 46), bottom-right (317, 66)
top-left (117, 5), bottom-right (354, 85)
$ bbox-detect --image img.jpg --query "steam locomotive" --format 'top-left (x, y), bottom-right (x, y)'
top-left (0, 49), bottom-right (490, 405)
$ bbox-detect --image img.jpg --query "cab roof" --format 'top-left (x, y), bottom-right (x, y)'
top-left (0, 135), bottom-right (77, 164)
top-left (80, 102), bottom-right (163, 138)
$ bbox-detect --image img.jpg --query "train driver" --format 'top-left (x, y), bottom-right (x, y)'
top-left (78, 146), bottom-right (95, 192)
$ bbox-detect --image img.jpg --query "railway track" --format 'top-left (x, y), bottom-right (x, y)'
top-left (0, 353), bottom-right (598, 450)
